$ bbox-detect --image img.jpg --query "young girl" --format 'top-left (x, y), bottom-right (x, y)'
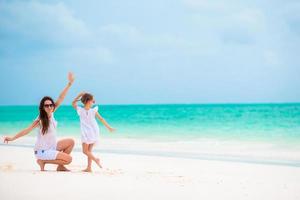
top-left (72, 92), bottom-right (115, 172)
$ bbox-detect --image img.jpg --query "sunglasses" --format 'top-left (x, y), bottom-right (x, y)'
top-left (44, 104), bottom-right (54, 108)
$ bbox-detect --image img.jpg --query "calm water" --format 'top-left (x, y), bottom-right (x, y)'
top-left (0, 104), bottom-right (300, 145)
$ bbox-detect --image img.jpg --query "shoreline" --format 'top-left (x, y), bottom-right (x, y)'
top-left (1, 145), bottom-right (300, 200)
top-left (1, 137), bottom-right (300, 168)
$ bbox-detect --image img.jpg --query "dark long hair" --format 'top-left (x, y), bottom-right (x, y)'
top-left (39, 96), bottom-right (56, 135)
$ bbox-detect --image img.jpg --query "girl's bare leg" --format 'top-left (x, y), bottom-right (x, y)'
top-left (82, 143), bottom-right (102, 172)
top-left (82, 144), bottom-right (94, 172)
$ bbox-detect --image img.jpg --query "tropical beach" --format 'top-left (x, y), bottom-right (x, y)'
top-left (1, 138), bottom-right (300, 200)
top-left (1, 0), bottom-right (300, 199)
top-left (1, 104), bottom-right (300, 199)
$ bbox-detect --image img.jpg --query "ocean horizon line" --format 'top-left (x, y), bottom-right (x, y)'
top-left (0, 102), bottom-right (300, 107)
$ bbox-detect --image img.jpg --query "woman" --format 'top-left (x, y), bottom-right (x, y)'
top-left (4, 72), bottom-right (75, 171)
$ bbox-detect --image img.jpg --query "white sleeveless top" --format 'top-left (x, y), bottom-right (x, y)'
top-left (77, 106), bottom-right (100, 144)
top-left (34, 114), bottom-right (57, 150)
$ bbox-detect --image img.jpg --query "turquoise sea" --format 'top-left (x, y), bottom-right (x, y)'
top-left (1, 103), bottom-right (300, 146)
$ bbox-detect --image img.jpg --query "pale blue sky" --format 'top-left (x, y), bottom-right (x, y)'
top-left (0, 0), bottom-right (299, 105)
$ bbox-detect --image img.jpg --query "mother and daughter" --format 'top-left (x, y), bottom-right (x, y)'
top-left (3, 72), bottom-right (115, 172)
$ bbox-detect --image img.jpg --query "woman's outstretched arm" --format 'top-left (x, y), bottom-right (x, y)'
top-left (55, 72), bottom-right (75, 111)
top-left (3, 120), bottom-right (40, 143)
top-left (72, 92), bottom-right (85, 110)
top-left (95, 112), bottom-right (115, 132)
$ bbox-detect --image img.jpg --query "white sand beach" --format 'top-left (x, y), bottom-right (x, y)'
top-left (1, 138), bottom-right (300, 200)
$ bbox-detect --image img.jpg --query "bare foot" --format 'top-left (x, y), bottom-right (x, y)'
top-left (36, 160), bottom-right (45, 171)
top-left (95, 158), bottom-right (103, 168)
top-left (82, 168), bottom-right (92, 172)
top-left (57, 165), bottom-right (70, 172)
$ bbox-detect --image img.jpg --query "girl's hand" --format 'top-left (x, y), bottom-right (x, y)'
top-left (79, 91), bottom-right (86, 96)
top-left (68, 72), bottom-right (75, 84)
top-left (108, 127), bottom-right (116, 133)
top-left (3, 136), bottom-right (14, 144)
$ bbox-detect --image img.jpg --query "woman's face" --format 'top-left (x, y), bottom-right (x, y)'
top-left (43, 100), bottom-right (54, 114)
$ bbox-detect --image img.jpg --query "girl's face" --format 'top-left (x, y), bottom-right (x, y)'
top-left (43, 100), bottom-right (54, 115)
top-left (87, 98), bottom-right (95, 106)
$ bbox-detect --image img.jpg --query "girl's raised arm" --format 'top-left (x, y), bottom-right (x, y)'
top-left (55, 72), bottom-right (75, 111)
top-left (95, 112), bottom-right (115, 133)
top-left (72, 92), bottom-right (85, 110)
top-left (3, 119), bottom-right (40, 143)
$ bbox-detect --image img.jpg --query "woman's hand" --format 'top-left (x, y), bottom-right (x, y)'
top-left (3, 136), bottom-right (14, 144)
top-left (55, 72), bottom-right (75, 110)
top-left (68, 72), bottom-right (75, 84)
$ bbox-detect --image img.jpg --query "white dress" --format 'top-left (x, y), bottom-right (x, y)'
top-left (77, 106), bottom-right (100, 144)
top-left (34, 114), bottom-right (59, 160)
top-left (34, 114), bottom-right (57, 151)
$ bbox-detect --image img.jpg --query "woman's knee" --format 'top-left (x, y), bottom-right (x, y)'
top-left (65, 138), bottom-right (75, 147)
top-left (69, 139), bottom-right (75, 151)
top-left (57, 138), bottom-right (75, 151)
top-left (69, 139), bottom-right (75, 148)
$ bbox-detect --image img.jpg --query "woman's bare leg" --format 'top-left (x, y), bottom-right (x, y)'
top-left (37, 159), bottom-right (45, 171)
top-left (37, 152), bottom-right (72, 171)
top-left (56, 138), bottom-right (74, 171)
